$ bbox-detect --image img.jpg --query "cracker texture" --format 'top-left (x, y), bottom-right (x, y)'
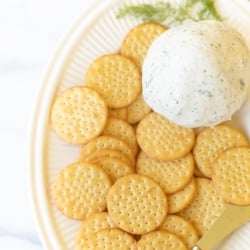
top-left (136, 112), bottom-right (195, 161)
top-left (86, 54), bottom-right (141, 108)
top-left (159, 215), bottom-right (199, 249)
top-left (137, 230), bottom-right (187, 250)
top-left (136, 151), bottom-right (194, 194)
top-left (52, 162), bottom-right (111, 220)
top-left (121, 22), bottom-right (167, 68)
top-left (168, 178), bottom-right (197, 213)
top-left (212, 147), bottom-right (250, 205)
top-left (51, 86), bottom-right (107, 144)
top-left (107, 174), bottom-right (167, 235)
top-left (76, 228), bottom-right (136, 250)
top-left (193, 125), bottom-right (249, 177)
top-left (179, 178), bottom-right (226, 236)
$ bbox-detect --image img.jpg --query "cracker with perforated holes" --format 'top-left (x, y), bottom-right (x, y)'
top-left (86, 54), bottom-right (141, 108)
top-left (212, 147), bottom-right (250, 205)
top-left (94, 158), bottom-right (134, 183)
top-left (121, 22), bottom-right (167, 68)
top-left (159, 215), bottom-right (199, 249)
top-left (109, 107), bottom-right (128, 120)
top-left (85, 149), bottom-right (132, 168)
top-left (193, 124), bottom-right (249, 177)
top-left (76, 212), bottom-right (116, 248)
top-left (127, 94), bottom-right (151, 125)
top-left (136, 230), bottom-right (187, 250)
top-left (107, 174), bottom-right (167, 235)
top-left (76, 228), bottom-right (136, 250)
top-left (179, 178), bottom-right (226, 236)
top-left (51, 86), bottom-right (108, 144)
top-left (136, 112), bottom-right (195, 161)
top-left (80, 136), bottom-right (135, 166)
top-left (52, 161), bottom-right (111, 220)
top-left (136, 151), bottom-right (194, 194)
top-left (168, 178), bottom-right (197, 213)
top-left (102, 117), bottom-right (138, 155)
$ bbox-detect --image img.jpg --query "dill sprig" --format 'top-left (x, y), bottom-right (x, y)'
top-left (117, 0), bottom-right (222, 26)
top-left (117, 2), bottom-right (175, 23)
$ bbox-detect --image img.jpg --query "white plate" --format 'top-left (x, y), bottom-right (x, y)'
top-left (29, 0), bottom-right (250, 249)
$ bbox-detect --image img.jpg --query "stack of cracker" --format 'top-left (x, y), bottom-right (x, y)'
top-left (50, 23), bottom-right (250, 250)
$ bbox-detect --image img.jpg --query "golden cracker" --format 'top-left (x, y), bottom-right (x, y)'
top-left (179, 178), bottom-right (226, 236)
top-left (95, 158), bottom-right (134, 183)
top-left (137, 231), bottom-right (187, 250)
top-left (51, 86), bottom-right (107, 144)
top-left (212, 147), bottom-right (250, 205)
top-left (168, 178), bottom-right (197, 214)
top-left (121, 22), bottom-right (167, 68)
top-left (136, 151), bottom-right (194, 194)
top-left (159, 215), bottom-right (199, 249)
top-left (127, 94), bottom-right (151, 125)
top-left (107, 174), bottom-right (167, 235)
top-left (85, 149), bottom-right (132, 168)
top-left (76, 228), bottom-right (136, 250)
top-left (76, 212), bottom-right (116, 248)
top-left (109, 107), bottom-right (127, 120)
top-left (102, 117), bottom-right (138, 155)
top-left (52, 161), bottom-right (111, 220)
top-left (80, 136), bottom-right (135, 167)
top-left (193, 124), bottom-right (249, 177)
top-left (86, 54), bottom-right (141, 108)
top-left (136, 112), bottom-right (195, 161)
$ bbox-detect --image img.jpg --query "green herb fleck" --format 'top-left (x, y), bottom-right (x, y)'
top-left (198, 89), bottom-right (213, 98)
top-left (117, 0), bottom-right (222, 26)
top-left (240, 79), bottom-right (245, 90)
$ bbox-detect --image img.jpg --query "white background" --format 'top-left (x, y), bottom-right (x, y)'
top-left (0, 0), bottom-right (91, 249)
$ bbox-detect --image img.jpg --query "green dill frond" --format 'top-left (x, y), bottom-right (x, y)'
top-left (117, 0), bottom-right (222, 26)
top-left (117, 2), bottom-right (174, 23)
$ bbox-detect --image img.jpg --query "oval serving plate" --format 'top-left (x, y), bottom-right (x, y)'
top-left (29, 0), bottom-right (250, 249)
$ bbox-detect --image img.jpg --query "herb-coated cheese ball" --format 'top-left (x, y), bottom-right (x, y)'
top-left (142, 20), bottom-right (250, 128)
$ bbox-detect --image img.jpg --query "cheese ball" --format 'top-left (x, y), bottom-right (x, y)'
top-left (142, 20), bottom-right (250, 128)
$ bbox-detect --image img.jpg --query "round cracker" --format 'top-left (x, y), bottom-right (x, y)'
top-left (193, 125), bottom-right (249, 177)
top-left (121, 22), bottom-right (167, 68)
top-left (51, 86), bottom-right (107, 144)
top-left (159, 215), bottom-right (199, 249)
top-left (84, 149), bottom-right (132, 168)
top-left (80, 136), bottom-right (135, 167)
top-left (136, 230), bottom-right (187, 250)
top-left (127, 94), bottom-right (151, 125)
top-left (76, 228), bottom-right (136, 250)
top-left (102, 117), bottom-right (138, 155)
top-left (168, 178), bottom-right (197, 213)
top-left (52, 161), bottom-right (111, 220)
top-left (136, 151), bottom-right (194, 194)
top-left (86, 54), bottom-right (141, 108)
top-left (109, 107), bottom-right (127, 120)
top-left (95, 158), bottom-right (134, 183)
top-left (76, 212), bottom-right (116, 248)
top-left (136, 112), bottom-right (195, 161)
top-left (107, 174), bottom-right (167, 235)
top-left (212, 147), bottom-right (250, 205)
top-left (179, 178), bottom-right (226, 236)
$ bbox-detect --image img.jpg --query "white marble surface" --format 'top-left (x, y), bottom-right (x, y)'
top-left (0, 0), bottom-right (92, 249)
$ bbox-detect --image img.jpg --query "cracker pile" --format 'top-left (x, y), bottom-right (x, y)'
top-left (51, 23), bottom-right (250, 250)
